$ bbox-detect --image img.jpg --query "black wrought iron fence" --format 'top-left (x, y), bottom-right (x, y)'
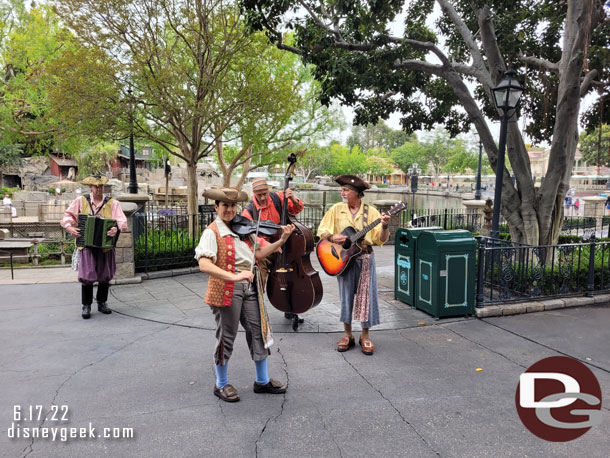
top-left (398, 208), bottom-right (490, 233)
top-left (475, 236), bottom-right (610, 306)
top-left (133, 204), bottom-right (216, 272)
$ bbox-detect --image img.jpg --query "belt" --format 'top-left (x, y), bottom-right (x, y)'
top-left (361, 245), bottom-right (373, 254)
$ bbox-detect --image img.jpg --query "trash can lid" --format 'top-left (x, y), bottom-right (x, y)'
top-left (418, 229), bottom-right (477, 252)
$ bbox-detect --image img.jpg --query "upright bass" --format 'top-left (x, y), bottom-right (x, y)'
top-left (266, 154), bottom-right (323, 328)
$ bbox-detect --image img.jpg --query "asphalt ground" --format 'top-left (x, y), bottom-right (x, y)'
top-left (1, 245), bottom-right (609, 458)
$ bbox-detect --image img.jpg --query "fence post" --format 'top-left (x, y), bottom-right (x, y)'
top-left (60, 240), bottom-right (66, 265)
top-left (586, 235), bottom-right (596, 297)
top-left (476, 241), bottom-right (485, 307)
top-left (322, 191), bottom-right (326, 213)
top-left (32, 240), bottom-right (39, 266)
top-left (443, 208), bottom-right (448, 229)
top-left (113, 201), bottom-right (138, 281)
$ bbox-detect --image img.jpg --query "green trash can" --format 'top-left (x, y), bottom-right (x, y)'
top-left (395, 227), bottom-right (442, 307)
top-left (415, 230), bottom-right (476, 320)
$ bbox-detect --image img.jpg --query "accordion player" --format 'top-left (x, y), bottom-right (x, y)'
top-left (76, 214), bottom-right (120, 250)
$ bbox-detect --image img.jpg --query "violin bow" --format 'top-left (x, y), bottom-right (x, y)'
top-left (248, 210), bottom-right (263, 291)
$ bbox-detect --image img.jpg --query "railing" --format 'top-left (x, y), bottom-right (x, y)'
top-left (399, 208), bottom-right (489, 233)
top-left (475, 236), bottom-right (610, 307)
top-left (133, 204), bottom-right (216, 272)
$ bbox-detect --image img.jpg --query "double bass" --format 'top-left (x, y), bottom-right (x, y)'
top-left (266, 154), bottom-right (323, 329)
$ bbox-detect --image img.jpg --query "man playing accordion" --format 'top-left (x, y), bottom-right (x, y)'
top-left (61, 174), bottom-right (127, 319)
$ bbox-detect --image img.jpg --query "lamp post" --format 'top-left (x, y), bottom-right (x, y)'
top-left (490, 70), bottom-right (523, 239)
top-left (127, 88), bottom-right (138, 194)
top-left (474, 140), bottom-right (483, 200)
top-left (408, 162), bottom-right (422, 222)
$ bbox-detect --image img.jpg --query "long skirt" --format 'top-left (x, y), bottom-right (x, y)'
top-left (78, 248), bottom-right (116, 284)
top-left (337, 253), bottom-right (380, 328)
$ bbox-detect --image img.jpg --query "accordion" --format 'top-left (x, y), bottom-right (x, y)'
top-left (76, 214), bottom-right (119, 249)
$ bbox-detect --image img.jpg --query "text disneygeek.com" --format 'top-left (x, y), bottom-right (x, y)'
top-left (7, 405), bottom-right (134, 442)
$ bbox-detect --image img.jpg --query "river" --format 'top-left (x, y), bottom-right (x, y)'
top-left (296, 188), bottom-right (468, 210)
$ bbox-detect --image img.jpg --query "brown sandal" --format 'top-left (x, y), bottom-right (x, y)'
top-left (214, 384), bottom-right (240, 402)
top-left (337, 335), bottom-right (355, 352)
top-left (359, 336), bottom-right (375, 355)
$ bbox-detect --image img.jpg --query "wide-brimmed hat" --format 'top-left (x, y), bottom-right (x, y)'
top-left (335, 174), bottom-right (370, 194)
top-left (202, 187), bottom-right (248, 203)
top-left (251, 177), bottom-right (269, 193)
top-left (80, 174), bottom-right (108, 186)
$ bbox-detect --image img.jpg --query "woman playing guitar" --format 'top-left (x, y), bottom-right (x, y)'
top-left (316, 175), bottom-right (391, 355)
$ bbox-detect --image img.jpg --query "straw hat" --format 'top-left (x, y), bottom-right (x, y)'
top-left (202, 187), bottom-right (248, 203)
top-left (80, 174), bottom-right (108, 186)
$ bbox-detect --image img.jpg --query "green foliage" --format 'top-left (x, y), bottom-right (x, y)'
top-left (366, 155), bottom-right (394, 177)
top-left (0, 2), bottom-right (80, 155)
top-left (134, 228), bottom-right (198, 260)
top-left (321, 144), bottom-right (369, 176)
top-left (1, 186), bottom-right (19, 197)
top-left (390, 141), bottom-right (429, 175)
top-left (558, 234), bottom-right (584, 244)
top-left (0, 144), bottom-right (24, 168)
top-left (578, 124), bottom-right (610, 167)
top-left (76, 143), bottom-right (118, 178)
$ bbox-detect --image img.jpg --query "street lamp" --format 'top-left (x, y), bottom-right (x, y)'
top-left (127, 88), bottom-right (138, 194)
top-left (408, 162), bottom-right (422, 223)
top-left (474, 140), bottom-right (483, 200)
top-left (490, 70), bottom-right (523, 239)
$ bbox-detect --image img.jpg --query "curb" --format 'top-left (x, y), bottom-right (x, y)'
top-left (139, 266), bottom-right (201, 281)
top-left (475, 293), bottom-right (610, 317)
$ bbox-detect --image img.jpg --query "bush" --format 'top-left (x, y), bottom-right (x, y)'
top-left (1, 186), bottom-right (19, 197)
top-left (558, 234), bottom-right (583, 244)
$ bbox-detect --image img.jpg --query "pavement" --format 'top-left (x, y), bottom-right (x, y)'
top-left (1, 245), bottom-right (609, 457)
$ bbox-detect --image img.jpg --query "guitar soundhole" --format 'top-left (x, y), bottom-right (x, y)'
top-left (330, 245), bottom-right (340, 260)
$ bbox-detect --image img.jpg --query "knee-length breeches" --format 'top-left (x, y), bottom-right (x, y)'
top-left (210, 282), bottom-right (270, 365)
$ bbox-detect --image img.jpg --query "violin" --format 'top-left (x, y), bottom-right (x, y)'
top-left (230, 215), bottom-right (281, 239)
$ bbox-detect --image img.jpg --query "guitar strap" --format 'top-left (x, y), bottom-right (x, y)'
top-left (363, 204), bottom-right (369, 224)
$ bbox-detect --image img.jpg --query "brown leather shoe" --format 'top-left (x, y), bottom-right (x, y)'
top-left (214, 384), bottom-right (240, 402)
top-left (253, 378), bottom-right (287, 394)
top-left (359, 336), bottom-right (375, 355)
top-left (337, 335), bottom-right (355, 352)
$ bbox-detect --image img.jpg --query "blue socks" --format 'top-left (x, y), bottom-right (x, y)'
top-left (217, 360), bottom-right (269, 387)
top-left (215, 363), bottom-right (228, 389)
top-left (254, 359), bottom-right (269, 385)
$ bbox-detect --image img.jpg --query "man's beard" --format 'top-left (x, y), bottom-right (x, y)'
top-left (341, 197), bottom-right (347, 203)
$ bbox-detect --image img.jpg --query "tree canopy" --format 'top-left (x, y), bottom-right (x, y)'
top-left (242, 0), bottom-right (610, 245)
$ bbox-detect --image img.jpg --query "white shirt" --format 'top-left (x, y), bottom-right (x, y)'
top-left (194, 218), bottom-right (257, 269)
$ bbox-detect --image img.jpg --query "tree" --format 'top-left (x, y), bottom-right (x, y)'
top-left (54, 0), bottom-right (269, 216)
top-left (366, 154), bottom-right (394, 177)
top-left (390, 141), bottom-right (430, 175)
top-left (294, 146), bottom-right (334, 181)
top-left (322, 144), bottom-right (368, 176)
top-left (242, 0), bottom-right (610, 245)
top-left (0, 1), bottom-right (79, 155)
top-left (212, 34), bottom-right (342, 186)
top-left (579, 124), bottom-right (610, 169)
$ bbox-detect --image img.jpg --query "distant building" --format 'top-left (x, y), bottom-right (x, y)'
top-left (49, 155), bottom-right (78, 179)
top-left (109, 145), bottom-right (155, 178)
top-left (367, 167), bottom-right (407, 185)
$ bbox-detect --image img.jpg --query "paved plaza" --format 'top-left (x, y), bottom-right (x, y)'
top-left (1, 245), bottom-right (609, 457)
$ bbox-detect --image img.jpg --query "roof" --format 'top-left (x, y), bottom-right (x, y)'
top-left (118, 145), bottom-right (155, 161)
top-left (50, 155), bottom-right (78, 167)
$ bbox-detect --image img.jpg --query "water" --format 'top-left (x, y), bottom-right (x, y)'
top-left (295, 189), bottom-right (465, 210)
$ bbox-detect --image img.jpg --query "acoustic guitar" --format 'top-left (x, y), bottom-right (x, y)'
top-left (316, 201), bottom-right (407, 276)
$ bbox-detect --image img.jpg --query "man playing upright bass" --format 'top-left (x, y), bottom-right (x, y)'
top-left (242, 177), bottom-right (306, 327)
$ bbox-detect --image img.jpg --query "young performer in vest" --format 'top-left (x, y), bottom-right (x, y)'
top-left (196, 187), bottom-right (295, 403)
top-left (242, 177), bottom-right (305, 322)
top-left (61, 174), bottom-right (127, 319)
top-left (317, 175), bottom-right (390, 355)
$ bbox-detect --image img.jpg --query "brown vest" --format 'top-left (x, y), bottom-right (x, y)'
top-left (204, 221), bottom-right (238, 307)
